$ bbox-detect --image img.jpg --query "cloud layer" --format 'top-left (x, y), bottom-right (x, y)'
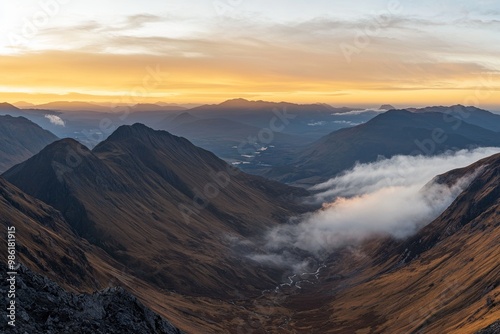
top-left (263, 147), bottom-right (500, 256)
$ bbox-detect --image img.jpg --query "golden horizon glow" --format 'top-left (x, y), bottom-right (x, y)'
top-left (1, 1), bottom-right (500, 108)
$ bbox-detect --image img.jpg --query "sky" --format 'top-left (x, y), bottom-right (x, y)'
top-left (1, 0), bottom-right (500, 107)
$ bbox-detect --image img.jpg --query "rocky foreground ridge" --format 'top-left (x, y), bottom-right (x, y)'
top-left (1, 265), bottom-right (182, 334)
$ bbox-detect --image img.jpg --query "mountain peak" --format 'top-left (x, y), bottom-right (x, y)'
top-left (0, 102), bottom-right (19, 110)
top-left (130, 103), bottom-right (186, 112)
top-left (12, 138), bottom-right (92, 169)
top-left (94, 123), bottom-right (192, 155)
top-left (217, 98), bottom-right (293, 108)
top-left (379, 104), bottom-right (395, 110)
top-left (12, 101), bottom-right (35, 108)
top-left (219, 98), bottom-right (252, 107)
top-left (371, 108), bottom-right (412, 121)
top-left (44, 137), bottom-right (87, 151)
top-left (106, 123), bottom-right (173, 141)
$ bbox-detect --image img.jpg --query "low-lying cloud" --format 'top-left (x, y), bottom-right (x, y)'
top-left (44, 114), bottom-right (65, 126)
top-left (262, 147), bottom-right (500, 256)
top-left (311, 148), bottom-right (500, 202)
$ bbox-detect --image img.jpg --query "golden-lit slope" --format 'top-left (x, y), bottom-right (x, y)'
top-left (3, 122), bottom-right (498, 333)
top-left (0, 177), bottom-right (115, 291)
top-left (286, 154), bottom-right (500, 333)
top-left (0, 177), bottom-right (283, 333)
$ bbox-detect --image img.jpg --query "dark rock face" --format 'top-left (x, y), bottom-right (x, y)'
top-left (1, 265), bottom-right (182, 334)
top-left (476, 321), bottom-right (500, 334)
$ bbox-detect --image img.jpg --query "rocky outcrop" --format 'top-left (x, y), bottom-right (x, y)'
top-left (1, 265), bottom-right (182, 334)
top-left (476, 321), bottom-right (500, 334)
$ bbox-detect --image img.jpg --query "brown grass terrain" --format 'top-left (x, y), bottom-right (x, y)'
top-left (1, 125), bottom-right (498, 333)
top-left (280, 153), bottom-right (500, 333)
top-left (2, 124), bottom-right (312, 332)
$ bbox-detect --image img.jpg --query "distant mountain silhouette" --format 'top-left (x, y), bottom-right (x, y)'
top-left (379, 104), bottom-right (395, 110)
top-left (126, 103), bottom-right (187, 112)
top-left (162, 112), bottom-right (200, 127)
top-left (0, 102), bottom-right (19, 111)
top-left (190, 98), bottom-right (356, 116)
top-left (409, 104), bottom-right (500, 132)
top-left (0, 115), bottom-right (58, 172)
top-left (32, 101), bottom-right (107, 111)
top-left (12, 101), bottom-right (35, 108)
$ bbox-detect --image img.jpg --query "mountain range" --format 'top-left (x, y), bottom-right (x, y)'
top-left (266, 109), bottom-right (500, 185)
top-left (0, 102), bottom-right (499, 333)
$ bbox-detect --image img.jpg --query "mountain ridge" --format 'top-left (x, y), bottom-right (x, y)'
top-left (3, 123), bottom-right (310, 300)
top-left (0, 115), bottom-right (59, 173)
top-left (266, 109), bottom-right (500, 185)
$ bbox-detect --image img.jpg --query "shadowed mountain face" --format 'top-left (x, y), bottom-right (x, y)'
top-left (282, 154), bottom-right (500, 333)
top-left (0, 177), bottom-right (112, 291)
top-left (0, 115), bottom-right (58, 173)
top-left (3, 124), bottom-right (309, 298)
top-left (267, 109), bottom-right (500, 185)
top-left (410, 105), bottom-right (500, 132)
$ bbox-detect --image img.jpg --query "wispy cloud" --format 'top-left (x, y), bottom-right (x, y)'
top-left (1, 2), bottom-right (500, 105)
top-left (44, 114), bottom-right (65, 126)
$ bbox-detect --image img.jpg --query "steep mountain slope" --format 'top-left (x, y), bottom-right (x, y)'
top-left (0, 115), bottom-right (58, 173)
top-left (268, 109), bottom-right (500, 185)
top-left (0, 177), bottom-right (266, 333)
top-left (3, 124), bottom-right (309, 300)
top-left (284, 153), bottom-right (500, 333)
top-left (0, 177), bottom-right (111, 291)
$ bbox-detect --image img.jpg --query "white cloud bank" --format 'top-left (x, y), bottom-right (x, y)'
top-left (44, 114), bottom-right (65, 126)
top-left (264, 147), bottom-right (500, 255)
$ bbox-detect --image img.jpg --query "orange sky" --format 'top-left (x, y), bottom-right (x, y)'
top-left (1, 1), bottom-right (499, 108)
